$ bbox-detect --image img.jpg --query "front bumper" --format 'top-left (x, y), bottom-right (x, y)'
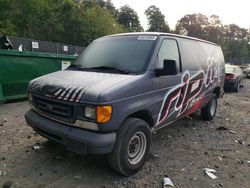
top-left (25, 110), bottom-right (116, 155)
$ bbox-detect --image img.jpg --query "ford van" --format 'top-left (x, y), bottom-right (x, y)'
top-left (25, 32), bottom-right (225, 176)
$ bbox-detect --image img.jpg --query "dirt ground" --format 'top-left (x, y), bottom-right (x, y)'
top-left (0, 80), bottom-right (250, 188)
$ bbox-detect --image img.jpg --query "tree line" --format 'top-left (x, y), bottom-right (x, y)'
top-left (0, 0), bottom-right (249, 61)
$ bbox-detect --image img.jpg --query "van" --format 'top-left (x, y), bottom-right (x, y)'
top-left (25, 32), bottom-right (225, 176)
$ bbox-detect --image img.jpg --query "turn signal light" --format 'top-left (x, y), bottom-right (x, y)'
top-left (97, 105), bottom-right (112, 123)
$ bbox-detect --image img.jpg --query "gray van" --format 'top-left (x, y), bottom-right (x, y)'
top-left (25, 32), bottom-right (225, 176)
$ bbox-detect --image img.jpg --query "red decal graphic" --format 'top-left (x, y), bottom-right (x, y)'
top-left (157, 57), bottom-right (218, 125)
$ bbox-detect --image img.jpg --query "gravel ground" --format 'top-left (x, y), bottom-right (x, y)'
top-left (0, 80), bottom-right (250, 188)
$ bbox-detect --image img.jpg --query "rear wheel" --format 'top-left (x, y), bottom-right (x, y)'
top-left (108, 118), bottom-right (151, 176)
top-left (201, 94), bottom-right (217, 121)
top-left (234, 81), bottom-right (240, 92)
top-left (247, 72), bottom-right (249, 78)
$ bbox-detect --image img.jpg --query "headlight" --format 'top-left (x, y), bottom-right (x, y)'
top-left (84, 105), bottom-right (112, 123)
top-left (84, 106), bottom-right (96, 119)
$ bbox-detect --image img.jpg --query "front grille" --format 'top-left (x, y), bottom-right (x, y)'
top-left (33, 95), bottom-right (75, 123)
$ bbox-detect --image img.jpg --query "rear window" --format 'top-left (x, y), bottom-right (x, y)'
top-left (225, 67), bottom-right (236, 73)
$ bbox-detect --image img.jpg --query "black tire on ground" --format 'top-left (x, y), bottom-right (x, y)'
top-left (201, 94), bottom-right (217, 121)
top-left (108, 118), bottom-right (152, 176)
top-left (246, 73), bottom-right (249, 78)
top-left (240, 80), bottom-right (244, 88)
top-left (234, 81), bottom-right (240, 92)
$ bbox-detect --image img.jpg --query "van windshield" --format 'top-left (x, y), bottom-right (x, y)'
top-left (72, 35), bottom-right (157, 74)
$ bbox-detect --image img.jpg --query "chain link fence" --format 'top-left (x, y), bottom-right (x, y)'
top-left (0, 34), bottom-right (85, 55)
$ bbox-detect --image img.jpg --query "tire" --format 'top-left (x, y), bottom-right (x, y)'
top-left (234, 81), bottom-right (240, 92)
top-left (247, 72), bottom-right (250, 78)
top-left (108, 118), bottom-right (151, 176)
top-left (201, 94), bottom-right (217, 121)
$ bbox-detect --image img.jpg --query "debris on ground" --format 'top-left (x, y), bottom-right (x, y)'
top-left (32, 144), bottom-right (41, 150)
top-left (1, 118), bottom-right (9, 123)
top-left (229, 130), bottom-right (237, 134)
top-left (162, 177), bottom-right (174, 187)
top-left (236, 159), bottom-right (244, 164)
top-left (219, 183), bottom-right (224, 187)
top-left (204, 168), bottom-right (218, 179)
top-left (0, 170), bottom-right (7, 176)
top-left (215, 114), bottom-right (222, 118)
top-left (32, 131), bottom-right (38, 136)
top-left (217, 156), bottom-right (223, 161)
top-left (153, 154), bottom-right (159, 159)
top-left (216, 126), bottom-right (228, 131)
top-left (235, 139), bottom-right (245, 145)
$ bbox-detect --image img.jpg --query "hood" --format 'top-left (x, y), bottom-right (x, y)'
top-left (29, 70), bottom-right (133, 102)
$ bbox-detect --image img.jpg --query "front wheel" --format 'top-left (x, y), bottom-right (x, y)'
top-left (201, 94), bottom-right (217, 121)
top-left (108, 118), bottom-right (151, 176)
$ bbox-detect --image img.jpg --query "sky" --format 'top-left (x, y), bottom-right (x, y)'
top-left (112, 0), bottom-right (250, 30)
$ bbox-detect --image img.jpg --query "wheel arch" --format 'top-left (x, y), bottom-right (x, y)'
top-left (213, 87), bottom-right (221, 98)
top-left (127, 110), bottom-right (154, 128)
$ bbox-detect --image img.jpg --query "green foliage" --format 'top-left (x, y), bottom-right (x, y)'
top-left (240, 43), bottom-right (248, 57)
top-left (175, 13), bottom-right (209, 39)
top-left (0, 0), bottom-right (124, 46)
top-left (0, 0), bottom-right (18, 35)
top-left (35, 0), bottom-right (64, 42)
top-left (176, 13), bottom-right (250, 61)
top-left (0, 0), bottom-right (249, 62)
top-left (145, 5), bottom-right (170, 32)
top-left (118, 5), bottom-right (143, 32)
top-left (104, 0), bottom-right (119, 18)
top-left (80, 4), bottom-right (124, 45)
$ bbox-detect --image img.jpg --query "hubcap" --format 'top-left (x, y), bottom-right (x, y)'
top-left (210, 98), bottom-right (216, 116)
top-left (127, 131), bottom-right (147, 165)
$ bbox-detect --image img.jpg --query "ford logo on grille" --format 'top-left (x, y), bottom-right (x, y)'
top-left (46, 104), bottom-right (53, 111)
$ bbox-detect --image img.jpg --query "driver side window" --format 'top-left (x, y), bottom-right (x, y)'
top-left (156, 39), bottom-right (180, 70)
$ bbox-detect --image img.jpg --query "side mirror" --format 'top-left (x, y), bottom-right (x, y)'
top-left (155, 59), bottom-right (178, 76)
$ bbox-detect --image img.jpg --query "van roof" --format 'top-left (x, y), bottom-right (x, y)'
top-left (104, 32), bottom-right (219, 46)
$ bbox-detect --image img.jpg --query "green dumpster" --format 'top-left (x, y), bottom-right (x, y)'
top-left (0, 50), bottom-right (76, 103)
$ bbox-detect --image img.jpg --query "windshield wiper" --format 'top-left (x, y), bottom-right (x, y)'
top-left (68, 64), bottom-right (134, 74)
top-left (88, 66), bottom-right (132, 74)
top-left (67, 64), bottom-right (85, 70)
